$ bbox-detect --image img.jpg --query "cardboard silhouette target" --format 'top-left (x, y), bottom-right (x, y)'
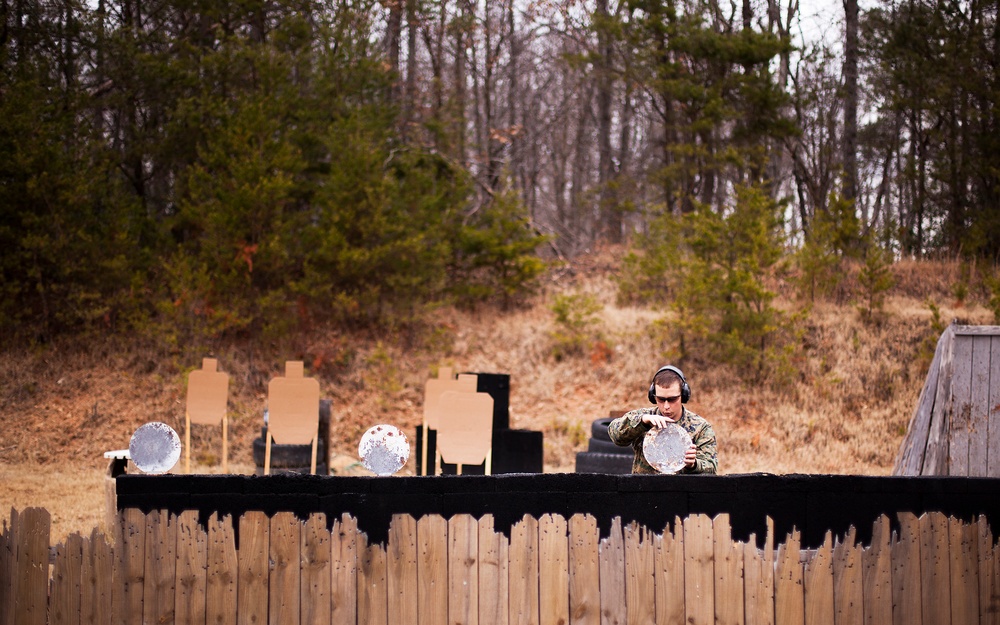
top-left (265, 361), bottom-right (321, 475)
top-left (421, 367), bottom-right (478, 475)
top-left (435, 389), bottom-right (494, 475)
top-left (184, 358), bottom-right (230, 473)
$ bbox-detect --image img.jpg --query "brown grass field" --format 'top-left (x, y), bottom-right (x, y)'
top-left (0, 250), bottom-right (995, 542)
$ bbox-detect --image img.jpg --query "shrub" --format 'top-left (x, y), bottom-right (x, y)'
top-left (857, 242), bottom-right (895, 323)
top-left (549, 292), bottom-right (603, 361)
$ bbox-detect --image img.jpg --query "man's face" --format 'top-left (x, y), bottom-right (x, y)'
top-left (653, 382), bottom-right (683, 421)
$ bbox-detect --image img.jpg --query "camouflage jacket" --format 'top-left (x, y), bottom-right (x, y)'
top-left (608, 406), bottom-right (718, 475)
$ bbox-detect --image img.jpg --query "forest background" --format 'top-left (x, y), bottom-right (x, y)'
top-left (3, 0), bottom-right (1000, 539)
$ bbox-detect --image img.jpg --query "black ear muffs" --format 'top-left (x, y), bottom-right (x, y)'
top-left (648, 365), bottom-right (691, 404)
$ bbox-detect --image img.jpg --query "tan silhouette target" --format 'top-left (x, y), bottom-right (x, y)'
top-left (184, 358), bottom-right (230, 473)
top-left (436, 389), bottom-right (494, 474)
top-left (420, 367), bottom-right (478, 475)
top-left (265, 361), bottom-right (321, 475)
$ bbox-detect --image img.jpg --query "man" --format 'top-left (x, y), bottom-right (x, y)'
top-left (609, 365), bottom-right (718, 474)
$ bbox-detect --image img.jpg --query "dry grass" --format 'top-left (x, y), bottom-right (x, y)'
top-left (0, 250), bottom-right (995, 542)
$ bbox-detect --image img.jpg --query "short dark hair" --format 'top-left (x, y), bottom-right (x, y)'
top-left (652, 367), bottom-right (683, 390)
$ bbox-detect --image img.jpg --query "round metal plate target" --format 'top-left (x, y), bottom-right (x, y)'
top-left (642, 422), bottom-right (693, 474)
top-left (359, 424), bottom-right (409, 476)
top-left (129, 422), bottom-right (182, 474)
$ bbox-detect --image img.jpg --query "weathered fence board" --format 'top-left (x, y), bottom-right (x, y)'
top-left (49, 531), bottom-right (82, 625)
top-left (775, 529), bottom-right (804, 625)
top-left (920, 512), bottom-right (952, 624)
top-left (330, 514), bottom-right (358, 624)
top-left (175, 509), bottom-right (208, 625)
top-left (950, 516), bottom-right (979, 625)
top-left (925, 328), bottom-right (957, 474)
top-left (623, 521), bottom-right (654, 625)
top-left (745, 518), bottom-right (775, 625)
top-left (237, 511), bottom-right (270, 625)
top-left (713, 514), bottom-right (744, 625)
top-left (832, 527), bottom-right (862, 625)
top-left (3, 507), bottom-right (997, 625)
top-left (448, 513), bottom-right (479, 625)
top-left (81, 528), bottom-right (113, 625)
top-left (969, 335), bottom-right (992, 476)
top-left (654, 518), bottom-right (684, 625)
top-left (113, 507), bottom-right (145, 625)
top-left (416, 514), bottom-right (447, 625)
top-left (478, 515), bottom-right (509, 625)
top-left (804, 533), bottom-right (834, 625)
top-left (599, 516), bottom-right (625, 625)
top-left (387, 514), bottom-right (417, 625)
top-left (891, 512), bottom-right (922, 625)
top-left (539, 514), bottom-right (570, 625)
top-left (269, 511), bottom-right (301, 625)
top-left (0, 512), bottom-right (12, 625)
top-left (989, 335), bottom-right (1000, 478)
top-left (979, 517), bottom-right (1000, 625)
top-left (950, 335), bottom-right (975, 475)
top-left (357, 536), bottom-right (387, 625)
top-left (301, 513), bottom-right (332, 625)
top-left (861, 516), bottom-right (892, 625)
top-left (15, 507), bottom-right (50, 625)
top-left (143, 509), bottom-right (176, 625)
top-left (509, 514), bottom-right (540, 625)
top-left (567, 514), bottom-right (600, 625)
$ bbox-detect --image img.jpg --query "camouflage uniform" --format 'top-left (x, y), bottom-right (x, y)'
top-left (608, 406), bottom-right (718, 474)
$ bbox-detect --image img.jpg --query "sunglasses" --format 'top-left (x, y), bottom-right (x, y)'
top-left (654, 395), bottom-right (681, 404)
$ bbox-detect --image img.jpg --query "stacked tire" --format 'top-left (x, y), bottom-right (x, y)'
top-left (574, 416), bottom-right (633, 474)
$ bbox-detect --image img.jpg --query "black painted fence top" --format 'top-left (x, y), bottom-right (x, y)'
top-left (116, 472), bottom-right (1000, 549)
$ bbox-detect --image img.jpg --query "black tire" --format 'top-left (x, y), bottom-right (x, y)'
top-left (588, 437), bottom-right (633, 455)
top-left (252, 436), bottom-right (326, 469)
top-left (575, 451), bottom-right (633, 474)
top-left (591, 417), bottom-right (616, 442)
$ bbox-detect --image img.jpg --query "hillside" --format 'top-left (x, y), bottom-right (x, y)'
top-left (0, 251), bottom-right (994, 541)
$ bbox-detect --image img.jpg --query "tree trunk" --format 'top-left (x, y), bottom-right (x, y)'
top-left (596, 0), bottom-right (618, 242)
top-left (842, 0), bottom-right (859, 203)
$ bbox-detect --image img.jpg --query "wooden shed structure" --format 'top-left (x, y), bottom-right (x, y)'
top-left (894, 324), bottom-right (1000, 476)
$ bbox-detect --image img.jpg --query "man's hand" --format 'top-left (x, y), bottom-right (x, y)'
top-left (641, 413), bottom-right (677, 429)
top-left (683, 444), bottom-right (697, 468)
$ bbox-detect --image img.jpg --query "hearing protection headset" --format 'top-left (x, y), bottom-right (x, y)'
top-left (647, 365), bottom-right (691, 404)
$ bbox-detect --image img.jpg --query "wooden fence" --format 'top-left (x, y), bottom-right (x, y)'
top-left (1, 506), bottom-right (998, 625)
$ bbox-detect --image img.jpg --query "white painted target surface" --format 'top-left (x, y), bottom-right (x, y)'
top-left (359, 424), bottom-right (409, 476)
top-left (129, 422), bottom-right (182, 474)
top-left (642, 423), bottom-right (693, 474)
